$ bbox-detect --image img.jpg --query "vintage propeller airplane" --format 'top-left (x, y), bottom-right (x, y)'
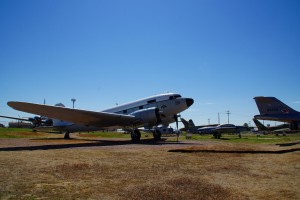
top-left (7, 93), bottom-right (194, 141)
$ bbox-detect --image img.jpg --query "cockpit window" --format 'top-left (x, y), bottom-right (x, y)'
top-left (174, 95), bottom-right (181, 99)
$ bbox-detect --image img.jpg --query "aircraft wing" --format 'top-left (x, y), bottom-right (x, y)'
top-left (0, 115), bottom-right (31, 122)
top-left (7, 101), bottom-right (136, 128)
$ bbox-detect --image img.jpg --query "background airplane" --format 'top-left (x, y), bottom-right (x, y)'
top-left (7, 93), bottom-right (194, 141)
top-left (0, 115), bottom-right (53, 127)
top-left (252, 118), bottom-right (290, 132)
top-left (253, 96), bottom-right (300, 130)
top-left (180, 118), bottom-right (218, 133)
top-left (180, 117), bottom-right (247, 138)
top-left (197, 124), bottom-right (248, 138)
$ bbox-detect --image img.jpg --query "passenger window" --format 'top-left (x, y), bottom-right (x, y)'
top-left (147, 99), bottom-right (156, 104)
top-left (123, 110), bottom-right (127, 114)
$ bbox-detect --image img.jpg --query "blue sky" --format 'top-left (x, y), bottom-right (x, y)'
top-left (1, 0), bottom-right (299, 128)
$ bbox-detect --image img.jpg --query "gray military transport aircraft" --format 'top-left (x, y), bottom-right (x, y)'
top-left (253, 96), bottom-right (300, 130)
top-left (7, 93), bottom-right (194, 141)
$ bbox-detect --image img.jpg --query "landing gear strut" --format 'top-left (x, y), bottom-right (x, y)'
top-left (131, 129), bottom-right (141, 142)
top-left (213, 132), bottom-right (221, 139)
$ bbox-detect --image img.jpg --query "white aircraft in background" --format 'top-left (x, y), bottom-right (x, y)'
top-left (7, 93), bottom-right (194, 141)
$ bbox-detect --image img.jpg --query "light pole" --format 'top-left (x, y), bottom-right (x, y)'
top-left (225, 110), bottom-right (231, 124)
top-left (71, 99), bottom-right (76, 108)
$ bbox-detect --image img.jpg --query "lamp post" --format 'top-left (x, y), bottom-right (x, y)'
top-left (225, 110), bottom-right (231, 124)
top-left (71, 98), bottom-right (76, 108)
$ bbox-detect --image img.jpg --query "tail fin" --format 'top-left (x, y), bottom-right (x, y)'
top-left (180, 118), bottom-right (190, 129)
top-left (180, 118), bottom-right (195, 129)
top-left (254, 97), bottom-right (297, 115)
top-left (188, 119), bottom-right (195, 128)
top-left (252, 118), bottom-right (268, 131)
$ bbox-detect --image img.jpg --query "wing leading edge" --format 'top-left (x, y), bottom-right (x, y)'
top-left (7, 101), bottom-right (136, 128)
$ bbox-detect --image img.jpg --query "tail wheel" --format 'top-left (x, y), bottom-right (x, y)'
top-left (64, 131), bottom-right (71, 139)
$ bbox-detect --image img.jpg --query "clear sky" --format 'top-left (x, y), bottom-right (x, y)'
top-left (1, 0), bottom-right (299, 128)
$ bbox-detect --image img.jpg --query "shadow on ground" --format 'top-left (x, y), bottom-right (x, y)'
top-left (168, 148), bottom-right (300, 154)
top-left (0, 138), bottom-right (194, 151)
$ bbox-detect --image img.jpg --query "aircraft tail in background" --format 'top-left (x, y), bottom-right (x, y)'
top-left (252, 118), bottom-right (268, 131)
top-left (180, 118), bottom-right (190, 129)
top-left (253, 96), bottom-right (300, 130)
top-left (180, 118), bottom-right (195, 128)
top-left (254, 97), bottom-right (297, 115)
top-left (252, 118), bottom-right (290, 132)
top-left (180, 118), bottom-right (196, 132)
top-left (188, 119), bottom-right (196, 128)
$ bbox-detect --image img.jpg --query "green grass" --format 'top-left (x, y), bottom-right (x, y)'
top-left (0, 128), bottom-right (32, 133)
top-left (0, 128), bottom-right (36, 138)
top-left (1, 128), bottom-right (300, 145)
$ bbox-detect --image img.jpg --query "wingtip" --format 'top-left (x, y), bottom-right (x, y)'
top-left (7, 101), bottom-right (21, 109)
top-left (7, 101), bottom-right (14, 107)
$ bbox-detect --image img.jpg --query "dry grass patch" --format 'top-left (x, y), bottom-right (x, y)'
top-left (122, 176), bottom-right (235, 200)
top-left (0, 137), bottom-right (299, 199)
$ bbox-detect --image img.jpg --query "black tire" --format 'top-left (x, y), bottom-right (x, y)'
top-left (153, 130), bottom-right (161, 141)
top-left (64, 132), bottom-right (70, 139)
top-left (131, 129), bottom-right (141, 142)
top-left (213, 132), bottom-right (221, 139)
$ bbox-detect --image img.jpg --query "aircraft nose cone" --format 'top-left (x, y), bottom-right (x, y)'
top-left (186, 98), bottom-right (194, 107)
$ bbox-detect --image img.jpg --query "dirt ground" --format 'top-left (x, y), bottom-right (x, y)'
top-left (0, 134), bottom-right (299, 200)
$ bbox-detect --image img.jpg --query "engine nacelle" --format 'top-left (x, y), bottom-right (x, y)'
top-left (130, 107), bottom-right (161, 127)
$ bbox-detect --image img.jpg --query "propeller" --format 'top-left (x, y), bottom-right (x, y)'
top-left (28, 116), bottom-right (53, 127)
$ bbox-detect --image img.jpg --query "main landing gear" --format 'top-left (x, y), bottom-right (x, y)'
top-left (153, 130), bottom-right (161, 141)
top-left (130, 128), bottom-right (161, 142)
top-left (131, 129), bottom-right (141, 142)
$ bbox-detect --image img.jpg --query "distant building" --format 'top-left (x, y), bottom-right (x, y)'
top-left (0, 123), bottom-right (5, 128)
top-left (9, 122), bottom-right (32, 128)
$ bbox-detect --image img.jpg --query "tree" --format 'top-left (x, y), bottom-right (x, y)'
top-left (243, 123), bottom-right (249, 128)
